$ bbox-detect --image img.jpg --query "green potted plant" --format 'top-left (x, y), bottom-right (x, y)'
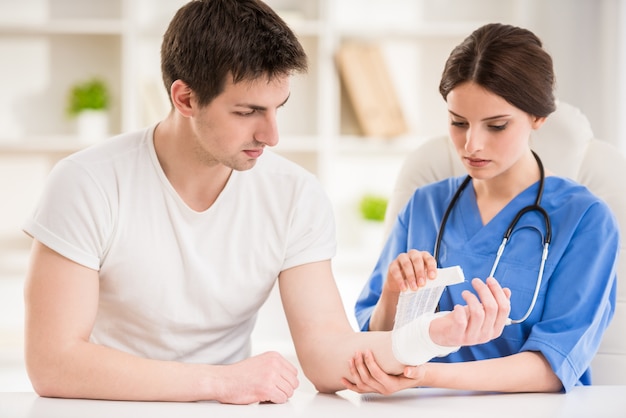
top-left (357, 193), bottom-right (389, 250)
top-left (358, 193), bottom-right (388, 222)
top-left (66, 77), bottom-right (110, 142)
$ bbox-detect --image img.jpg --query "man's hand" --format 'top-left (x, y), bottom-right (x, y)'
top-left (215, 351), bottom-right (299, 404)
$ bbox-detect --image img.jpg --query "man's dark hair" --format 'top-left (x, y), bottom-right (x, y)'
top-left (161, 0), bottom-right (308, 106)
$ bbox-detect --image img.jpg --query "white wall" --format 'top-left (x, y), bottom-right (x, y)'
top-left (523, 0), bottom-right (622, 150)
top-left (616, 1), bottom-right (626, 152)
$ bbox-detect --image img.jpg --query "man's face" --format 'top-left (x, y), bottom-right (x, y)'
top-left (188, 75), bottom-right (291, 171)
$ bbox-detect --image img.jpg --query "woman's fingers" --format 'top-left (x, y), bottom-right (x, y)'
top-left (461, 277), bottom-right (512, 343)
top-left (387, 250), bottom-right (437, 292)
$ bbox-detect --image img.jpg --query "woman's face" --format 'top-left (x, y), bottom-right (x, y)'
top-left (446, 82), bottom-right (545, 181)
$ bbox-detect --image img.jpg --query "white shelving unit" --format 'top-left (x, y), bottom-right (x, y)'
top-left (0, 0), bottom-right (533, 280)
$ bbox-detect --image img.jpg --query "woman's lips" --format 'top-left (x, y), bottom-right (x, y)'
top-left (465, 157), bottom-right (490, 168)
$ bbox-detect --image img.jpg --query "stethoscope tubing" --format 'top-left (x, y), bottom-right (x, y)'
top-left (434, 151), bottom-right (551, 325)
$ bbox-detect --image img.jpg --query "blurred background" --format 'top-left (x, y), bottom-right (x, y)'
top-left (0, 0), bottom-right (624, 391)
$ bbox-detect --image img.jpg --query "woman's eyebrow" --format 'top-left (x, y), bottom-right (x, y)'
top-left (448, 110), bottom-right (511, 121)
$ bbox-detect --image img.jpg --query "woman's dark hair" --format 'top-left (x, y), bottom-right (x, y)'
top-left (439, 23), bottom-right (556, 117)
top-left (161, 0), bottom-right (308, 106)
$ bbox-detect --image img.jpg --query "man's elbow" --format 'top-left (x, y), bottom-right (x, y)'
top-left (300, 364), bottom-right (342, 394)
top-left (27, 368), bottom-right (63, 398)
top-left (309, 377), bottom-right (340, 394)
top-left (25, 351), bottom-right (72, 398)
top-left (314, 383), bottom-right (339, 394)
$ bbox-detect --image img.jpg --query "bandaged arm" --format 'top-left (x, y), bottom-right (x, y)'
top-left (392, 311), bottom-right (460, 366)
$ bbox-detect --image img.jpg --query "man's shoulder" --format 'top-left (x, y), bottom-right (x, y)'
top-left (64, 126), bottom-right (153, 166)
top-left (45, 126), bottom-right (156, 195)
top-left (241, 149), bottom-right (331, 208)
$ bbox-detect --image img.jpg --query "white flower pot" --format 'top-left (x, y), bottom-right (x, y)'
top-left (76, 110), bottom-right (109, 144)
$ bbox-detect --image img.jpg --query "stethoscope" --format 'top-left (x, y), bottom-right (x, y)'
top-left (434, 151), bottom-right (552, 325)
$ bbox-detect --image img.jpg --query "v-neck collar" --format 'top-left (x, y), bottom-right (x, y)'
top-left (147, 127), bottom-right (239, 215)
top-left (457, 178), bottom-right (543, 242)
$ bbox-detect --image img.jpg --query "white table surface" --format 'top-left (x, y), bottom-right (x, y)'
top-left (2, 386), bottom-right (626, 418)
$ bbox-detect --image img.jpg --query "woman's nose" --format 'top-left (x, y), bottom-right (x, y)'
top-left (464, 127), bottom-right (484, 154)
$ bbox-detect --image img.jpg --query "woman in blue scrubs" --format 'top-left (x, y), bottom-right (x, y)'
top-left (348, 23), bottom-right (619, 394)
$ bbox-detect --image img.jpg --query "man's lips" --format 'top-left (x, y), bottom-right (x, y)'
top-left (244, 148), bottom-right (264, 158)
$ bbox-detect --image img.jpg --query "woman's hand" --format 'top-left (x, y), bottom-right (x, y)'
top-left (384, 249), bottom-right (438, 293)
top-left (342, 350), bottom-right (424, 395)
top-left (345, 277), bottom-right (512, 395)
top-left (430, 277), bottom-right (512, 347)
top-left (370, 250), bottom-right (438, 331)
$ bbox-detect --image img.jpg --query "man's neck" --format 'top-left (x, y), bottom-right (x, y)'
top-left (153, 118), bottom-right (233, 212)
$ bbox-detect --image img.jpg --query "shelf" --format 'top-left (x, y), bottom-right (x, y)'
top-left (0, 136), bottom-right (85, 155)
top-left (0, 19), bottom-right (125, 35)
top-left (335, 135), bottom-right (422, 155)
top-left (0, 134), bottom-right (423, 157)
top-left (274, 135), bottom-right (319, 153)
top-left (336, 21), bottom-right (489, 40)
top-left (0, 0), bottom-right (526, 260)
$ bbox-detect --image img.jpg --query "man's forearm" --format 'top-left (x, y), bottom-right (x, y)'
top-left (27, 341), bottom-right (213, 401)
top-left (297, 330), bottom-right (403, 393)
top-left (368, 292), bottom-right (400, 331)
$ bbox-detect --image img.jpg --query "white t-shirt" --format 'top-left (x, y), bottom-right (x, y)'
top-left (23, 125), bottom-right (336, 364)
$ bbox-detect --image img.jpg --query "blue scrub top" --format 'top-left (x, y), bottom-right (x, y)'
top-left (355, 176), bottom-right (618, 392)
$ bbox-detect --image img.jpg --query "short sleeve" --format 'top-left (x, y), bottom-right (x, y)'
top-left (282, 176), bottom-right (336, 271)
top-left (521, 200), bottom-right (619, 392)
top-left (22, 158), bottom-right (113, 270)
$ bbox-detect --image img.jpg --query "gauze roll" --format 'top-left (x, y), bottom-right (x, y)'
top-left (392, 311), bottom-right (460, 366)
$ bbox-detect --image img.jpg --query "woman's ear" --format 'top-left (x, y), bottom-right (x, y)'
top-left (531, 115), bottom-right (547, 130)
top-left (170, 80), bottom-right (194, 117)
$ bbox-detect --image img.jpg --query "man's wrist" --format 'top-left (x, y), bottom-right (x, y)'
top-left (392, 311), bottom-right (460, 366)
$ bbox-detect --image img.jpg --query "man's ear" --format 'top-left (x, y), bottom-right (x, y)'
top-left (170, 80), bottom-right (194, 117)
top-left (531, 115), bottom-right (547, 130)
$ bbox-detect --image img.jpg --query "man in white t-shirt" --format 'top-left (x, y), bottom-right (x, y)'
top-left (23, 0), bottom-right (512, 404)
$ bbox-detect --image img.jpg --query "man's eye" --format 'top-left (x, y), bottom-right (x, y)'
top-left (236, 110), bottom-right (256, 116)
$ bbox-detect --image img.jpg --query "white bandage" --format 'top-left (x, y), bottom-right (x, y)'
top-left (392, 311), bottom-right (460, 366)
